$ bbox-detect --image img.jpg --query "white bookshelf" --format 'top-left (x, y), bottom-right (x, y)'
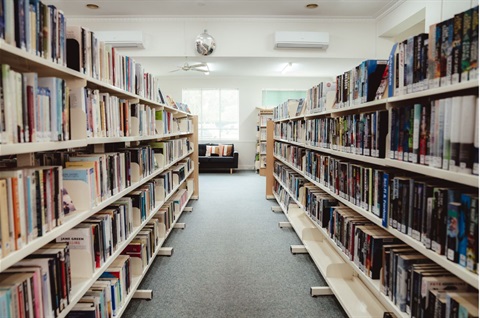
top-left (0, 38), bottom-right (200, 318)
top-left (267, 77), bottom-right (479, 317)
top-left (114, 190), bottom-right (193, 318)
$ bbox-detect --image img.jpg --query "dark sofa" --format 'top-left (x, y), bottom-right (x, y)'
top-left (198, 143), bottom-right (238, 173)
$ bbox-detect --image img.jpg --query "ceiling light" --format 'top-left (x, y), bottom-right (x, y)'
top-left (306, 3), bottom-right (318, 9)
top-left (281, 62), bottom-right (292, 74)
top-left (86, 3), bottom-right (99, 9)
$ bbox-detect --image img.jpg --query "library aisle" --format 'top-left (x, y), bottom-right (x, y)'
top-left (123, 171), bottom-right (347, 317)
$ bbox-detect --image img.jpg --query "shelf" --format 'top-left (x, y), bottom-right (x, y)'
top-left (274, 155), bottom-right (479, 289)
top-left (0, 41), bottom-right (84, 80)
top-left (272, 191), bottom-right (388, 318)
top-left (387, 80), bottom-right (479, 103)
top-left (303, 144), bottom-right (387, 167)
top-left (273, 113), bottom-right (305, 123)
top-left (273, 138), bottom-right (305, 147)
top-left (384, 159), bottom-right (478, 187)
top-left (305, 98), bottom-right (387, 118)
top-left (274, 140), bottom-right (478, 186)
top-left (57, 174), bottom-right (193, 318)
top-left (0, 151), bottom-right (194, 272)
top-left (1, 133), bottom-right (194, 155)
top-left (114, 191), bottom-right (193, 318)
top-left (0, 140), bottom-right (88, 156)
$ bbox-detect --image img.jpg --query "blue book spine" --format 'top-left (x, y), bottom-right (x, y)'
top-left (382, 172), bottom-right (390, 227)
top-left (458, 193), bottom-right (470, 267)
top-left (0, 0), bottom-right (5, 39)
top-left (388, 43), bottom-right (398, 97)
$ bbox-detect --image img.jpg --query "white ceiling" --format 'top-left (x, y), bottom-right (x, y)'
top-left (48, 0), bottom-right (402, 78)
top-left (50, 0), bottom-right (400, 19)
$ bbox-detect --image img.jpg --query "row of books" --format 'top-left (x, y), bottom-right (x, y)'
top-left (0, 166), bottom-right (63, 257)
top-left (305, 110), bottom-right (389, 158)
top-left (66, 26), bottom-right (160, 101)
top-left (62, 150), bottom-right (137, 211)
top-left (1, 0), bottom-right (67, 65)
top-left (0, 66), bottom-right (70, 144)
top-left (274, 120), bottom-right (304, 144)
top-left (274, 146), bottom-right (479, 273)
top-left (326, 204), bottom-right (478, 317)
top-left (275, 178), bottom-right (479, 318)
top-left (155, 110), bottom-right (193, 137)
top-left (272, 98), bottom-right (305, 120)
top-left (390, 95), bottom-right (479, 176)
top-left (0, 67), bottom-right (190, 145)
top-left (273, 162), bottom-right (305, 205)
top-left (335, 59), bottom-right (388, 108)
top-left (391, 6), bottom-right (479, 97)
top-left (156, 159), bottom-right (193, 201)
top-left (304, 81), bottom-right (337, 114)
top-left (69, 87), bottom-right (157, 140)
top-left (67, 255), bottom-right (132, 318)
top-left (0, 242), bottom-right (72, 318)
top-left (122, 215), bottom-right (163, 276)
top-left (150, 138), bottom-right (193, 170)
top-left (66, 274), bottom-right (120, 318)
top-left (382, 246), bottom-right (477, 317)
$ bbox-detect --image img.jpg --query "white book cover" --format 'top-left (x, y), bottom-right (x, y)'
top-left (38, 77), bottom-right (58, 142)
top-left (442, 98), bottom-right (452, 170)
top-left (56, 225), bottom-right (95, 278)
top-left (449, 96), bottom-right (463, 171)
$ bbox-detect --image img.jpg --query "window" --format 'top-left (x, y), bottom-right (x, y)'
top-left (262, 89), bottom-right (306, 108)
top-left (182, 89), bottom-right (239, 140)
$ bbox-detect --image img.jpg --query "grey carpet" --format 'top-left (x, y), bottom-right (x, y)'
top-left (123, 171), bottom-right (348, 318)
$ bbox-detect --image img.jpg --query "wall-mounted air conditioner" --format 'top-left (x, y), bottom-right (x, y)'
top-left (274, 31), bottom-right (329, 49)
top-left (94, 31), bottom-right (145, 48)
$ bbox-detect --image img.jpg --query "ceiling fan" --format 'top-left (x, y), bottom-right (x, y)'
top-left (170, 61), bottom-right (209, 73)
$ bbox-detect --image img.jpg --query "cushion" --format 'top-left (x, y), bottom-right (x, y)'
top-left (205, 145), bottom-right (212, 157)
top-left (222, 144), bottom-right (233, 156)
top-left (218, 144), bottom-right (225, 157)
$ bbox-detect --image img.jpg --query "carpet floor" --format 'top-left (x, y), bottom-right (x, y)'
top-left (123, 171), bottom-right (348, 318)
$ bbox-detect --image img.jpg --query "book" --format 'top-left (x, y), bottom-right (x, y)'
top-left (458, 95), bottom-right (476, 174)
top-left (56, 225), bottom-right (95, 278)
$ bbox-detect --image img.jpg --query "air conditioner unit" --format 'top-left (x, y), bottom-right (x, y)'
top-left (94, 31), bottom-right (145, 48)
top-left (274, 31), bottom-right (329, 49)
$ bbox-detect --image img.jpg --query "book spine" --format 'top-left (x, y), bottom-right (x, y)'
top-left (412, 103), bottom-right (421, 164)
top-left (458, 95), bottom-right (476, 174)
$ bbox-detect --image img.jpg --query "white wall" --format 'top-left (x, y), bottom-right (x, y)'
top-left (156, 76), bottom-right (330, 169)
top-left (376, 0), bottom-right (477, 39)
top-left (70, 17), bottom-right (391, 60)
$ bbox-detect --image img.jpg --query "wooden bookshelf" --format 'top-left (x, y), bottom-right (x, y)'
top-left (255, 108), bottom-right (273, 176)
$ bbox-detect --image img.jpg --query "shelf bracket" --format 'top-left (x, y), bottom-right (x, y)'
top-left (290, 245), bottom-right (308, 254)
top-left (184, 207), bottom-right (193, 212)
top-left (266, 195), bottom-right (275, 200)
top-left (132, 289), bottom-right (153, 300)
top-left (310, 286), bottom-right (333, 297)
top-left (271, 206), bottom-right (282, 212)
top-left (278, 221), bottom-right (292, 228)
top-left (191, 195), bottom-right (199, 200)
top-left (173, 223), bottom-right (186, 229)
top-left (158, 247), bottom-right (174, 256)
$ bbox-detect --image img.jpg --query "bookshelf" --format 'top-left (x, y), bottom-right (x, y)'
top-left (255, 108), bottom-right (273, 176)
top-left (266, 73), bottom-right (479, 317)
top-left (0, 27), bottom-right (199, 318)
